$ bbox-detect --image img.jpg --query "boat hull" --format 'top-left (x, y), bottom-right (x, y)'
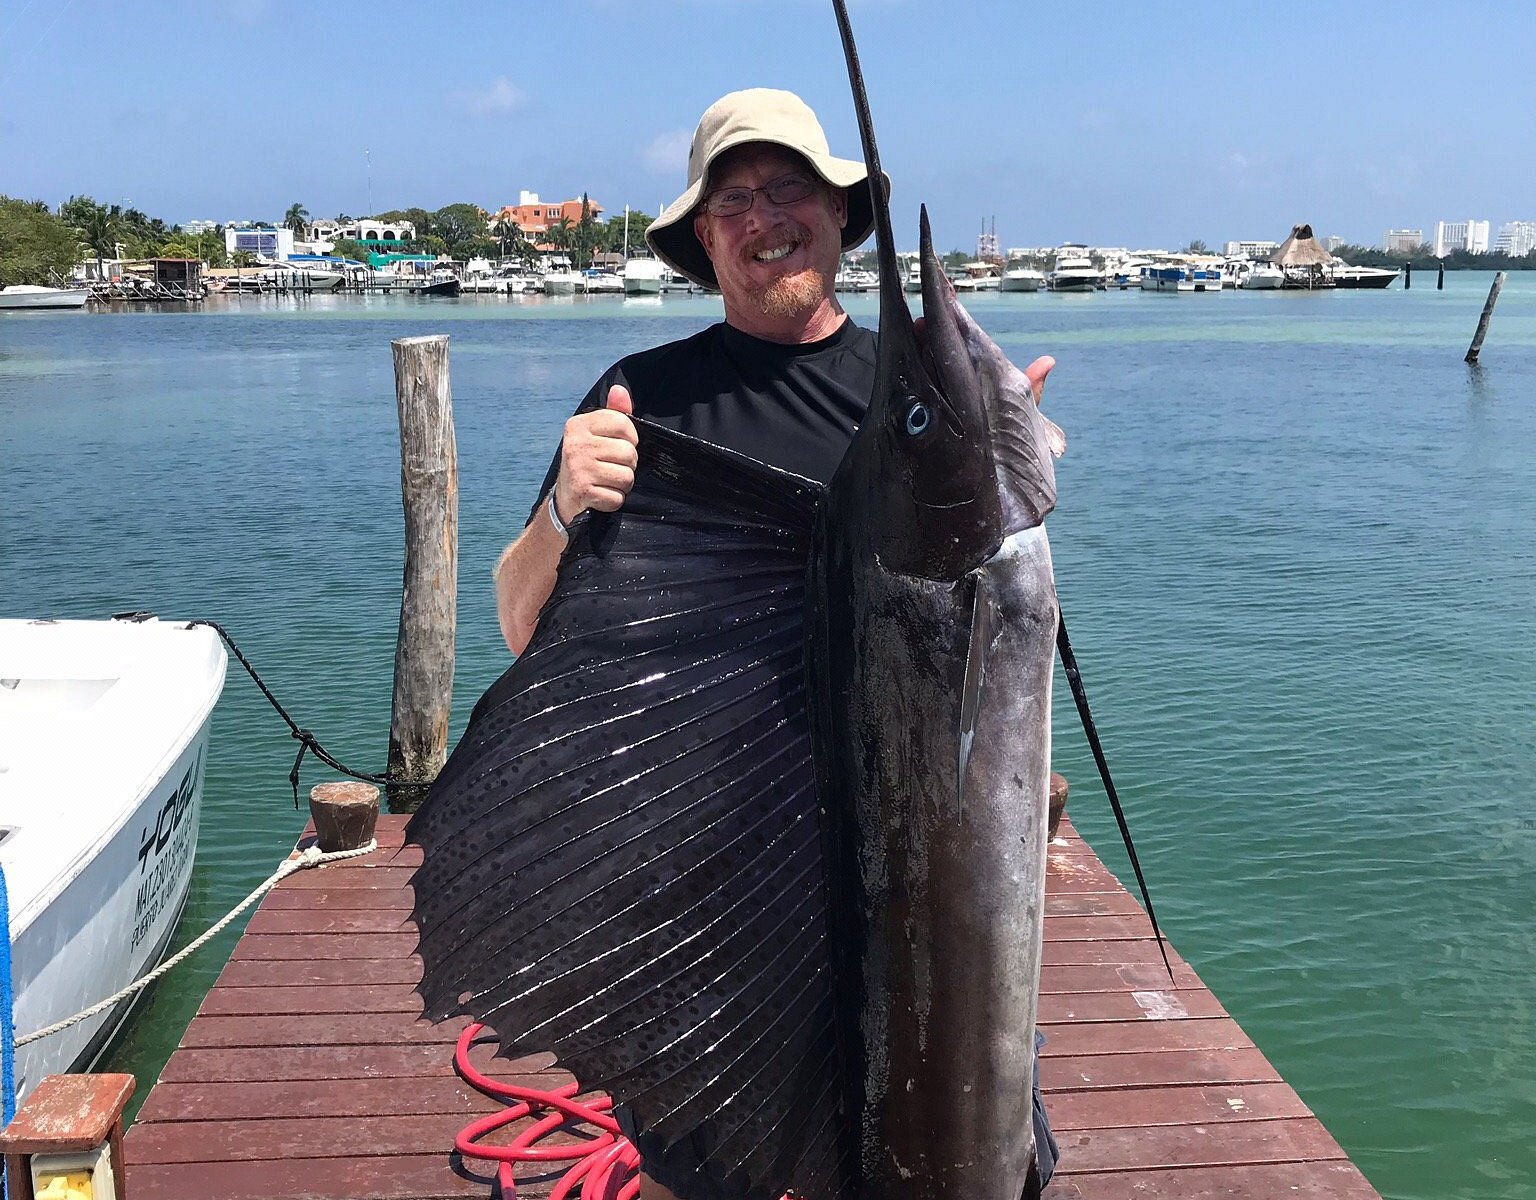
top-left (1, 617), bottom-right (226, 1108)
top-left (0, 286), bottom-right (90, 310)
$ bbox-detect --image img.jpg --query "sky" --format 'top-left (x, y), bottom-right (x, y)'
top-left (2, 0), bottom-right (1533, 254)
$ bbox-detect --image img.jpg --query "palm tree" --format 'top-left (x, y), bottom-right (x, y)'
top-left (77, 206), bottom-right (121, 275)
top-left (544, 217), bottom-right (574, 266)
top-left (285, 202), bottom-right (310, 237)
top-left (492, 216), bottom-right (518, 259)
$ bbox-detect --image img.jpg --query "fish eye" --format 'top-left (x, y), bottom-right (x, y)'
top-left (903, 400), bottom-right (931, 437)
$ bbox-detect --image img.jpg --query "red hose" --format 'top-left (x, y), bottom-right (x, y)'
top-left (454, 1022), bottom-right (643, 1200)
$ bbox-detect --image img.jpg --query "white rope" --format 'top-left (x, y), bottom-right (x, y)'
top-left (16, 839), bottom-right (379, 1048)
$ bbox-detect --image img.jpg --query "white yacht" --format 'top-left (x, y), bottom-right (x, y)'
top-left (581, 269), bottom-right (624, 295)
top-left (999, 265), bottom-right (1045, 293)
top-left (1238, 262), bottom-right (1286, 290)
top-left (0, 284), bottom-right (90, 310)
top-left (660, 270), bottom-right (695, 295)
top-left (622, 258), bottom-right (665, 295)
top-left (543, 270), bottom-right (582, 295)
top-left (1047, 247), bottom-right (1100, 292)
top-left (1, 616), bottom-right (226, 1108)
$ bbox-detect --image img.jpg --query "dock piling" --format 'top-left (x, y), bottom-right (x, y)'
top-left (1465, 272), bottom-right (1506, 364)
top-left (387, 334), bottom-right (458, 811)
top-left (1437, 262), bottom-right (1445, 291)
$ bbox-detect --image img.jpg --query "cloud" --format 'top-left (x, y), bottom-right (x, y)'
top-left (458, 77), bottom-right (526, 117)
top-left (643, 130), bottom-right (692, 176)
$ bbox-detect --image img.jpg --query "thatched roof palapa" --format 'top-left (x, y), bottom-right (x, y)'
top-left (1271, 224), bottom-right (1334, 267)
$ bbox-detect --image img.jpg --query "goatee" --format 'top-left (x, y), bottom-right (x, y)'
top-left (750, 267), bottom-right (828, 319)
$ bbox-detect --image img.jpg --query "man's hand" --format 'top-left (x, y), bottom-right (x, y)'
top-left (553, 385), bottom-right (638, 523)
top-left (1023, 355), bottom-right (1055, 406)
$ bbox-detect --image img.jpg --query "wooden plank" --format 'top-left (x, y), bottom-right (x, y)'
top-left (177, 1012), bottom-right (450, 1050)
top-left (1042, 941), bottom-right (1190, 969)
top-left (128, 1113), bottom-right (476, 1163)
top-left (1044, 892), bottom-right (1149, 918)
top-left (126, 1154), bottom-right (511, 1200)
top-left (244, 908), bottom-right (420, 935)
top-left (1041, 1048), bottom-right (1282, 1093)
top-left (261, 887), bottom-right (416, 911)
top-left (1039, 963), bottom-right (1203, 994)
top-left (228, 931), bottom-right (419, 960)
top-left (1038, 989), bottom-right (1226, 1025)
top-left (1047, 1161), bottom-right (1383, 1200)
top-left (275, 866), bottom-right (419, 890)
top-left (136, 1076), bottom-right (552, 1123)
top-left (1043, 1083), bottom-right (1312, 1131)
top-left (1054, 1117), bottom-right (1349, 1174)
top-left (199, 984), bottom-right (424, 1017)
top-left (1040, 1018), bottom-right (1252, 1058)
top-left (214, 956), bottom-right (422, 988)
top-left (154, 1043), bottom-right (559, 1085)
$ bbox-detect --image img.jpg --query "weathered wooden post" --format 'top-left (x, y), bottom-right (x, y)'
top-left (1465, 272), bottom-right (1506, 364)
top-left (387, 334), bottom-right (457, 811)
top-left (310, 780), bottom-right (381, 850)
top-left (1049, 772), bottom-right (1069, 840)
top-left (0, 1074), bottom-right (133, 1200)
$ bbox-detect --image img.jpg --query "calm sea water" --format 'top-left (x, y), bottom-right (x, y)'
top-left (3, 276), bottom-right (1533, 1199)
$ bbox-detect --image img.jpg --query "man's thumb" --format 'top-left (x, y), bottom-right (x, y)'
top-left (606, 384), bottom-right (634, 414)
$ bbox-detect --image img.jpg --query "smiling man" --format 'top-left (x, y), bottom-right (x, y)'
top-left (490, 87), bottom-right (1055, 1200)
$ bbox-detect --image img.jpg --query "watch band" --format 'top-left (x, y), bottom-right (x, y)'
top-left (546, 490), bottom-right (569, 538)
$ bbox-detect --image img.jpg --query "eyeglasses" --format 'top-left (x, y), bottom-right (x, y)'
top-left (701, 173), bottom-right (818, 218)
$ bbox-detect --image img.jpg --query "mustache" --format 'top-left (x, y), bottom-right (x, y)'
top-left (744, 224), bottom-right (809, 258)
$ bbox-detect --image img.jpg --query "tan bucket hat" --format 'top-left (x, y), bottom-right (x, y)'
top-left (646, 88), bottom-right (887, 291)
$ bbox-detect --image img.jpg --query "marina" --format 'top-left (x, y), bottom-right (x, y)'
top-left (3, 281), bottom-right (1534, 1200)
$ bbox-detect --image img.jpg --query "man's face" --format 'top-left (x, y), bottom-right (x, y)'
top-left (693, 144), bottom-right (848, 320)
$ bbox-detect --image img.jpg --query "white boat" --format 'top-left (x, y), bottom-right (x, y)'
top-left (1238, 262), bottom-right (1286, 290)
top-left (261, 263), bottom-right (346, 292)
top-left (543, 270), bottom-right (582, 295)
top-left (0, 284), bottom-right (90, 310)
top-left (660, 270), bottom-right (695, 295)
top-left (1139, 264), bottom-right (1223, 293)
top-left (999, 266), bottom-right (1045, 293)
top-left (1, 616), bottom-right (227, 1108)
top-left (1329, 263), bottom-right (1400, 290)
top-left (581, 270), bottom-right (624, 295)
top-left (835, 265), bottom-right (878, 292)
top-left (622, 258), bottom-right (665, 295)
top-left (904, 258), bottom-right (924, 294)
top-left (1047, 248), bottom-right (1100, 292)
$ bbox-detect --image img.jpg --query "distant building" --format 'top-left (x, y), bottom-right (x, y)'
top-left (1383, 229), bottom-right (1423, 255)
top-left (1323, 236), bottom-right (1345, 252)
top-left (1222, 239), bottom-right (1279, 259)
top-left (1493, 220), bottom-right (1536, 257)
top-left (1433, 219), bottom-right (1490, 257)
top-left (224, 225), bottom-right (293, 259)
top-left (492, 192), bottom-right (604, 240)
top-left (183, 219), bottom-right (219, 235)
top-left (307, 218), bottom-right (416, 249)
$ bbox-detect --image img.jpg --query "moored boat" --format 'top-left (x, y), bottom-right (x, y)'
top-left (999, 265), bottom-right (1045, 293)
top-left (1329, 263), bottom-right (1399, 289)
top-left (1237, 262), bottom-right (1286, 290)
top-left (1047, 247), bottom-right (1099, 292)
top-left (1, 615), bottom-right (227, 1108)
top-left (0, 284), bottom-right (90, 311)
top-left (622, 258), bottom-right (665, 295)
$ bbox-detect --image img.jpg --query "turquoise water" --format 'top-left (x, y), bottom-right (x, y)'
top-left (3, 277), bottom-right (1533, 1198)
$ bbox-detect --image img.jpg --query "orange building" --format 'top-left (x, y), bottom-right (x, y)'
top-left (492, 193), bottom-right (604, 239)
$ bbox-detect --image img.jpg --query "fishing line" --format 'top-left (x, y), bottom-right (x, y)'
top-left (1056, 613), bottom-right (1176, 982)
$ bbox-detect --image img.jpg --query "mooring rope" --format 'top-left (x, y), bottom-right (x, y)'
top-left (14, 840), bottom-right (377, 1050)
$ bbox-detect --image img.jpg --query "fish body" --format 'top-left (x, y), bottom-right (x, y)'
top-left (813, 5), bottom-right (1065, 1195)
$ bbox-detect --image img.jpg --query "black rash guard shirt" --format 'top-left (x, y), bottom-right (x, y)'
top-left (529, 318), bottom-right (875, 524)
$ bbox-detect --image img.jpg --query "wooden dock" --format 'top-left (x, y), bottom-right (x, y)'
top-left (121, 816), bottom-right (1383, 1199)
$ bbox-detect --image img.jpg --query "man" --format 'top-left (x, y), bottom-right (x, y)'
top-left (493, 88), bottom-right (1056, 1200)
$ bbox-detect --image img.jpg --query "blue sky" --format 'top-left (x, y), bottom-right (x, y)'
top-left (3, 0), bottom-right (1532, 253)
